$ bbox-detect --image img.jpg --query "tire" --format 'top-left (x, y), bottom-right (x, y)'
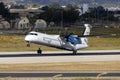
top-left (73, 50), bottom-right (77, 55)
top-left (27, 44), bottom-right (30, 47)
top-left (37, 49), bottom-right (42, 54)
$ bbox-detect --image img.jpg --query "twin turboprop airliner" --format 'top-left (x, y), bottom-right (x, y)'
top-left (25, 24), bottom-right (92, 54)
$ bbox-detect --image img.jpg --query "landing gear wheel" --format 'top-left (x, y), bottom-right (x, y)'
top-left (27, 44), bottom-right (30, 47)
top-left (37, 48), bottom-right (42, 54)
top-left (73, 50), bottom-right (77, 55)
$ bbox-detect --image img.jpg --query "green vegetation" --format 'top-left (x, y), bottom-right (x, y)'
top-left (0, 34), bottom-right (119, 52)
top-left (39, 27), bottom-right (120, 35)
top-left (88, 37), bottom-right (120, 50)
top-left (0, 27), bottom-right (119, 52)
top-left (0, 2), bottom-right (19, 21)
top-left (0, 35), bottom-right (59, 52)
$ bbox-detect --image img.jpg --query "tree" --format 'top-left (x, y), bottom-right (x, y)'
top-left (39, 5), bottom-right (79, 26)
top-left (0, 2), bottom-right (19, 21)
top-left (49, 2), bottom-right (61, 9)
top-left (80, 6), bottom-right (119, 22)
top-left (63, 7), bottom-right (79, 23)
top-left (0, 2), bottom-right (9, 19)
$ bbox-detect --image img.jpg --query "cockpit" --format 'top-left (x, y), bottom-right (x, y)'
top-left (28, 33), bottom-right (38, 36)
top-left (25, 32), bottom-right (38, 42)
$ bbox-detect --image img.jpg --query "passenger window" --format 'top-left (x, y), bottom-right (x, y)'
top-left (28, 33), bottom-right (38, 36)
top-left (34, 33), bottom-right (38, 36)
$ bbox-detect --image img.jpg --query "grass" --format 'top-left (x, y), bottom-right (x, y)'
top-left (0, 33), bottom-right (119, 77)
top-left (0, 61), bottom-right (120, 71)
top-left (0, 27), bottom-right (120, 51)
top-left (0, 35), bottom-right (119, 52)
top-left (88, 37), bottom-right (120, 50)
top-left (0, 35), bottom-right (61, 52)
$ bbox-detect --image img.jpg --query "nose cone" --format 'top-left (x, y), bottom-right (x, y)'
top-left (25, 35), bottom-right (38, 43)
top-left (25, 35), bottom-right (30, 42)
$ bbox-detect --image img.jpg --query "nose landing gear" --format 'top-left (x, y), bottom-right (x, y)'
top-left (27, 44), bottom-right (30, 47)
top-left (26, 42), bottom-right (30, 47)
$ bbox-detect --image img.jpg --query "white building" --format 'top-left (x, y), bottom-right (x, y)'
top-left (82, 4), bottom-right (89, 14)
top-left (77, 4), bottom-right (89, 15)
top-left (0, 15), bottom-right (10, 29)
top-left (0, 21), bottom-right (10, 29)
top-left (35, 19), bottom-right (47, 29)
top-left (15, 17), bottom-right (30, 29)
top-left (107, 7), bottom-right (120, 11)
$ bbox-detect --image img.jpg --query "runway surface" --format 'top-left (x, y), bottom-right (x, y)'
top-left (0, 50), bottom-right (119, 64)
top-left (0, 71), bottom-right (120, 77)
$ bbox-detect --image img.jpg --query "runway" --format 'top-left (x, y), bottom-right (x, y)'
top-left (0, 50), bottom-right (119, 64)
top-left (0, 71), bottom-right (120, 77)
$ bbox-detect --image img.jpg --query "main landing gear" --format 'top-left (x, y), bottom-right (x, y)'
top-left (73, 50), bottom-right (77, 55)
top-left (37, 48), bottom-right (42, 54)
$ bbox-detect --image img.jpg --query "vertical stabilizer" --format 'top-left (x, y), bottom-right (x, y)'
top-left (83, 24), bottom-right (92, 36)
top-left (81, 24), bottom-right (92, 44)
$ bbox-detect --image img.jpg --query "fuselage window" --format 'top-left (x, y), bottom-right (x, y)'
top-left (34, 33), bottom-right (38, 36)
top-left (29, 33), bottom-right (38, 36)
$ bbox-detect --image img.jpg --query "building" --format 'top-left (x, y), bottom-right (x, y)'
top-left (34, 19), bottom-right (47, 29)
top-left (107, 7), bottom-right (120, 11)
top-left (15, 17), bottom-right (30, 29)
top-left (0, 0), bottom-right (16, 4)
top-left (0, 15), bottom-right (10, 29)
top-left (0, 21), bottom-right (10, 29)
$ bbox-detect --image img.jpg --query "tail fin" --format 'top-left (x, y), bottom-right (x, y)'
top-left (81, 24), bottom-right (92, 44)
top-left (75, 24), bottom-right (92, 50)
top-left (83, 24), bottom-right (92, 36)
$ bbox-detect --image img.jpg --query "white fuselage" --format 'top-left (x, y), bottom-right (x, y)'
top-left (25, 31), bottom-right (88, 51)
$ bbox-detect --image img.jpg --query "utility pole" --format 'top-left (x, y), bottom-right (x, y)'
top-left (61, 10), bottom-right (63, 27)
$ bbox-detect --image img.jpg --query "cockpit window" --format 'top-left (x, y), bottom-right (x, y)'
top-left (28, 33), bottom-right (38, 36)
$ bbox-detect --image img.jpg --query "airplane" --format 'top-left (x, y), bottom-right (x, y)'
top-left (25, 24), bottom-right (92, 54)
